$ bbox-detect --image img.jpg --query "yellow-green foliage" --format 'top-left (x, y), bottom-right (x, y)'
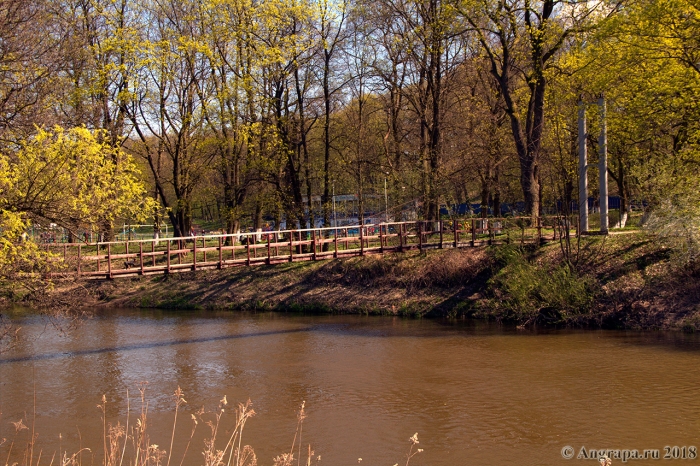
top-left (0, 211), bottom-right (56, 292)
top-left (0, 126), bottom-right (158, 288)
top-left (556, 0), bottom-right (700, 261)
top-left (2, 126), bottom-right (157, 227)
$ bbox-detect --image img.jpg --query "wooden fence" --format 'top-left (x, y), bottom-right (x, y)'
top-left (43, 217), bottom-right (566, 279)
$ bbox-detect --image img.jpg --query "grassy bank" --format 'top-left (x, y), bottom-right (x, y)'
top-left (17, 231), bottom-right (700, 330)
top-left (51, 247), bottom-right (490, 317)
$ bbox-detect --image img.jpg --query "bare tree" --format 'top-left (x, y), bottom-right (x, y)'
top-left (0, 0), bottom-right (59, 141)
top-left (126, 0), bottom-right (214, 237)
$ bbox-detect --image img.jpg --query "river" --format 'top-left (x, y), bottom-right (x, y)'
top-left (1, 310), bottom-right (700, 465)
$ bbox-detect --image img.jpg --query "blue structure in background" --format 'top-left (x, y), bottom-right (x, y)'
top-left (439, 202), bottom-right (526, 217)
top-left (440, 197), bottom-right (640, 217)
top-left (562, 196), bottom-right (621, 212)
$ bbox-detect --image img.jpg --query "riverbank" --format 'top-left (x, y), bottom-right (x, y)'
top-left (14, 231), bottom-right (700, 330)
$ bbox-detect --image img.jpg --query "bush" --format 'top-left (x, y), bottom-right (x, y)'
top-left (644, 197), bottom-right (700, 268)
top-left (482, 246), bottom-right (595, 325)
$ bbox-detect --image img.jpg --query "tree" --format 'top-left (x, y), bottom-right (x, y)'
top-left (580, 0), bottom-right (700, 258)
top-left (0, 126), bottom-right (156, 290)
top-left (460, 0), bottom-right (614, 217)
top-left (363, 0), bottom-right (411, 217)
top-left (253, 0), bottom-right (316, 228)
top-left (379, 0), bottom-right (466, 220)
top-left (126, 0), bottom-right (214, 238)
top-left (317, 0), bottom-right (348, 226)
top-left (0, 0), bottom-right (59, 142)
top-left (196, 0), bottom-right (259, 239)
top-left (53, 0), bottom-right (143, 240)
top-left (1, 126), bottom-right (155, 230)
top-left (55, 0), bottom-right (136, 143)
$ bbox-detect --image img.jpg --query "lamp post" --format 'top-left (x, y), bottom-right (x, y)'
top-left (384, 176), bottom-right (389, 223)
top-left (332, 180), bottom-right (337, 228)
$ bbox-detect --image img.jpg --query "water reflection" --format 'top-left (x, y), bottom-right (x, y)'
top-left (2, 311), bottom-right (700, 466)
top-left (0, 326), bottom-right (314, 364)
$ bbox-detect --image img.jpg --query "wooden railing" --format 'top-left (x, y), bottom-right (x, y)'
top-left (43, 217), bottom-right (565, 279)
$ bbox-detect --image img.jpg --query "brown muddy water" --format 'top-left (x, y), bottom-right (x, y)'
top-left (2, 310), bottom-right (700, 465)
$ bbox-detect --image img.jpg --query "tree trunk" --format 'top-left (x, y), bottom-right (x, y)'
top-left (480, 178), bottom-right (489, 219)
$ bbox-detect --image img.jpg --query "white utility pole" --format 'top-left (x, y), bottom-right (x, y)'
top-left (578, 99), bottom-right (588, 233)
top-left (598, 94), bottom-right (609, 234)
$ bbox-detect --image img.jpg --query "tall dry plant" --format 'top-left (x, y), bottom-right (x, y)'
top-left (272, 401), bottom-right (319, 466)
top-left (2, 388), bottom-right (404, 466)
top-left (389, 432), bottom-right (423, 466)
top-left (201, 395), bottom-right (257, 466)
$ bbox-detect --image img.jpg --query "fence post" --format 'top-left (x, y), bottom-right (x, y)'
top-left (454, 220), bottom-right (459, 248)
top-left (312, 229), bottom-right (317, 260)
top-left (399, 224), bottom-right (404, 251)
top-left (379, 224), bottom-right (384, 253)
top-left (218, 236), bottom-right (223, 269)
top-left (166, 240), bottom-right (171, 273)
top-left (487, 219), bottom-right (493, 246)
top-left (537, 217), bottom-right (542, 245)
top-left (418, 222), bottom-right (423, 251)
top-left (193, 236), bottom-right (197, 270)
top-left (360, 226), bottom-right (364, 256)
top-left (267, 234), bottom-right (272, 264)
top-left (107, 243), bottom-right (112, 279)
top-left (289, 231), bottom-right (294, 262)
top-left (246, 235), bottom-right (251, 265)
top-left (151, 241), bottom-right (156, 267)
top-left (77, 244), bottom-right (81, 277)
top-left (439, 220), bottom-right (443, 249)
top-left (63, 244), bottom-right (67, 261)
top-left (334, 228), bottom-right (339, 258)
top-left (471, 219), bottom-right (476, 247)
top-left (139, 242), bottom-right (144, 275)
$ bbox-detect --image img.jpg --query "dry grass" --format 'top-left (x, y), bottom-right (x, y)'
top-left (320, 248), bottom-right (489, 291)
top-left (39, 248), bottom-right (491, 318)
top-left (1, 386), bottom-right (427, 466)
top-left (1, 386), bottom-right (326, 466)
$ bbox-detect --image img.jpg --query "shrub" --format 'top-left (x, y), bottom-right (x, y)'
top-left (483, 246), bottom-right (595, 325)
top-left (644, 197), bottom-right (700, 269)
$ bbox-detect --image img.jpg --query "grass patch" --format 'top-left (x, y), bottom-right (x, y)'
top-left (477, 245), bottom-right (596, 326)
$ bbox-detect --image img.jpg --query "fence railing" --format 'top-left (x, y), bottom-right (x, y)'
top-left (43, 217), bottom-right (568, 279)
